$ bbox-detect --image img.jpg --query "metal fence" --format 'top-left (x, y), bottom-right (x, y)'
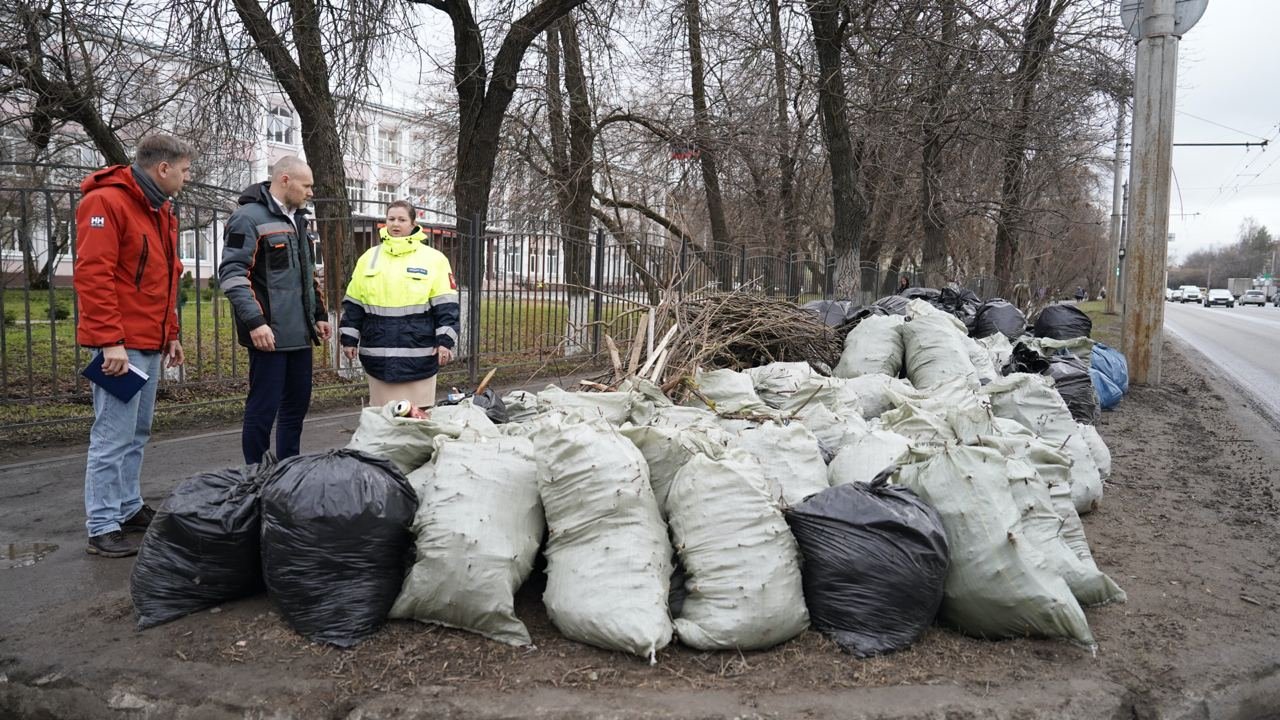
top-left (1, 171), bottom-right (992, 432)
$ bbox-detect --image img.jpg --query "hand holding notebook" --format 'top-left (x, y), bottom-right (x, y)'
top-left (82, 351), bottom-right (150, 403)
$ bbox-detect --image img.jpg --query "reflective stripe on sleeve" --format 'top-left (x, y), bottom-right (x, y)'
top-left (430, 292), bottom-right (459, 307)
top-left (340, 327), bottom-right (360, 340)
top-left (221, 276), bottom-right (251, 289)
top-left (435, 326), bottom-right (458, 343)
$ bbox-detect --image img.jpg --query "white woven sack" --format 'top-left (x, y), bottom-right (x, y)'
top-left (976, 333), bottom-right (1014, 373)
top-left (832, 315), bottom-right (905, 379)
top-left (900, 314), bottom-right (980, 391)
top-left (896, 444), bottom-right (1094, 646)
top-left (346, 403), bottom-right (437, 474)
top-left (981, 373), bottom-right (1103, 514)
top-left (531, 419), bottom-right (673, 660)
top-left (792, 402), bottom-right (868, 456)
top-left (666, 449), bottom-right (808, 650)
top-left (347, 401), bottom-right (498, 474)
top-left (842, 374), bottom-right (918, 419)
top-left (978, 435), bottom-right (1126, 608)
top-left (621, 424), bottom-right (732, 511)
top-left (963, 334), bottom-right (999, 385)
top-left (684, 368), bottom-right (773, 415)
top-left (881, 386), bottom-right (992, 449)
top-left (617, 377), bottom-right (675, 426)
top-left (744, 362), bottom-right (818, 408)
top-left (501, 390), bottom-right (542, 423)
top-left (1079, 423), bottom-right (1112, 479)
top-left (729, 421), bottom-right (828, 506)
top-left (536, 386), bottom-right (633, 425)
top-left (389, 434), bottom-right (545, 645)
top-left (828, 430), bottom-right (912, 487)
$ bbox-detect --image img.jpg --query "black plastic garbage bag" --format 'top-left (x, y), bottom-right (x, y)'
top-left (1047, 355), bottom-right (1100, 424)
top-left (972, 300), bottom-right (1027, 340)
top-left (260, 449), bottom-right (418, 647)
top-left (784, 471), bottom-right (950, 658)
top-left (470, 388), bottom-right (509, 424)
top-left (439, 388), bottom-right (509, 424)
top-left (802, 299), bottom-right (860, 326)
top-left (874, 295), bottom-right (911, 316)
top-left (900, 287), bottom-right (941, 302)
top-left (131, 464), bottom-right (266, 629)
top-left (1032, 304), bottom-right (1092, 340)
top-left (1004, 341), bottom-right (1050, 375)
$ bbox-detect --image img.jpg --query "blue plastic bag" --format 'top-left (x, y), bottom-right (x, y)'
top-left (1091, 343), bottom-right (1129, 394)
top-left (1090, 367), bottom-right (1123, 410)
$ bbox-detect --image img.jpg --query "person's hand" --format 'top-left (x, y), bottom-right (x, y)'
top-left (165, 340), bottom-right (185, 368)
top-left (343, 346), bottom-right (358, 361)
top-left (101, 345), bottom-right (129, 376)
top-left (250, 325), bottom-right (275, 351)
top-left (439, 346), bottom-right (455, 365)
top-left (316, 321), bottom-right (332, 341)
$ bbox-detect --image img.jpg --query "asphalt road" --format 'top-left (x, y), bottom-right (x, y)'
top-left (1164, 300), bottom-right (1280, 423)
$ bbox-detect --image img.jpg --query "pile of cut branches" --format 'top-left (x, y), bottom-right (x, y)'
top-left (591, 290), bottom-right (842, 401)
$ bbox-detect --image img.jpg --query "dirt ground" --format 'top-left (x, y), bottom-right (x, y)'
top-left (3, 340), bottom-right (1280, 719)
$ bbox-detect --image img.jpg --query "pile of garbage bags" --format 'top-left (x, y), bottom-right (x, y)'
top-left (131, 449), bottom-right (418, 646)
top-left (132, 292), bottom-right (1127, 659)
top-left (814, 288), bottom-right (1130, 417)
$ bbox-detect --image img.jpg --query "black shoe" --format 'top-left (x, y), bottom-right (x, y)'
top-left (121, 504), bottom-right (156, 533)
top-left (86, 531), bottom-right (139, 558)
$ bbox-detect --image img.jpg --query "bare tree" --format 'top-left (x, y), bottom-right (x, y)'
top-left (805, 0), bottom-right (867, 297)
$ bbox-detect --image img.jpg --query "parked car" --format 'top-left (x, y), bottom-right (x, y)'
top-left (1204, 289), bottom-right (1234, 307)
top-left (1165, 287), bottom-right (1174, 301)
top-left (1171, 288), bottom-right (1184, 302)
top-left (1179, 285), bottom-right (1202, 303)
top-left (1240, 289), bottom-right (1266, 306)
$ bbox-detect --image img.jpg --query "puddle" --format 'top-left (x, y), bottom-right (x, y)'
top-left (2, 543), bottom-right (59, 569)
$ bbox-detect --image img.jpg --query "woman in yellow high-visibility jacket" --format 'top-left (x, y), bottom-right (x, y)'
top-left (340, 200), bottom-right (460, 409)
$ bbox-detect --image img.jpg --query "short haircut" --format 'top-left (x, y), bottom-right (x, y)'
top-left (271, 156), bottom-right (310, 181)
top-left (135, 134), bottom-right (195, 168)
top-left (386, 199), bottom-right (416, 221)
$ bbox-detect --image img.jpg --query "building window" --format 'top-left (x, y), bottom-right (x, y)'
top-left (346, 179), bottom-right (366, 214)
top-left (267, 107), bottom-right (294, 145)
top-left (347, 124), bottom-right (368, 159)
top-left (376, 182), bottom-right (397, 207)
top-left (0, 215), bottom-right (19, 252)
top-left (377, 128), bottom-right (400, 165)
top-left (546, 247), bottom-right (558, 276)
top-left (0, 126), bottom-right (24, 175)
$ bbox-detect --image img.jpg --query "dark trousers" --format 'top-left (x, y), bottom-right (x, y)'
top-left (243, 347), bottom-right (313, 464)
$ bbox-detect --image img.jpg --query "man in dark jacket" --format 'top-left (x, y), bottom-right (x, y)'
top-left (74, 133), bottom-right (192, 558)
top-left (218, 156), bottom-right (330, 464)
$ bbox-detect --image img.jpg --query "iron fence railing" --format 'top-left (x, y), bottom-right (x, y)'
top-left (1, 171), bottom-right (1000, 431)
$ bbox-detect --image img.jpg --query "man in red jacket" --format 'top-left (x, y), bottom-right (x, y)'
top-left (74, 134), bottom-right (192, 558)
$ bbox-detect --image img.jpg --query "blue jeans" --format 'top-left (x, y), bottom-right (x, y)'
top-left (84, 348), bottom-right (163, 537)
top-left (243, 347), bottom-right (313, 464)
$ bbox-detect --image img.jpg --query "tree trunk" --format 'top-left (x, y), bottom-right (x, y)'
top-left (992, 0), bottom-right (1069, 298)
top-left (768, 0), bottom-right (801, 255)
top-left (805, 0), bottom-right (866, 298)
top-left (918, 0), bottom-right (959, 288)
top-left (546, 14), bottom-right (595, 355)
top-left (427, 0), bottom-right (589, 261)
top-left (230, 0), bottom-right (354, 310)
top-left (685, 0), bottom-right (733, 288)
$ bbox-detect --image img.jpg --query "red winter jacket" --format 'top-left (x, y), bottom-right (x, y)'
top-left (73, 166), bottom-right (183, 351)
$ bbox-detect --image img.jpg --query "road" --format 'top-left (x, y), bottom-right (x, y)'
top-left (1164, 300), bottom-right (1280, 423)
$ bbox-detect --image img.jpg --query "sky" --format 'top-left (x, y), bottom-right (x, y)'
top-left (1162, 0), bottom-right (1280, 261)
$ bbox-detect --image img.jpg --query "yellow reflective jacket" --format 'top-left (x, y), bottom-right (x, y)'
top-left (339, 227), bottom-right (460, 382)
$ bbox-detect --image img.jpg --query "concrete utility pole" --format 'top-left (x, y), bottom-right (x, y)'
top-left (1119, 0), bottom-right (1206, 385)
top-left (1105, 101), bottom-right (1126, 315)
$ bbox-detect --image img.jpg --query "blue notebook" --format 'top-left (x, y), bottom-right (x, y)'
top-left (82, 351), bottom-right (150, 403)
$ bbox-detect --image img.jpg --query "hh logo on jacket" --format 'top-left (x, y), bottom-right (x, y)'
top-left (90, 216), bottom-right (106, 228)
top-left (406, 267), bottom-right (428, 276)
